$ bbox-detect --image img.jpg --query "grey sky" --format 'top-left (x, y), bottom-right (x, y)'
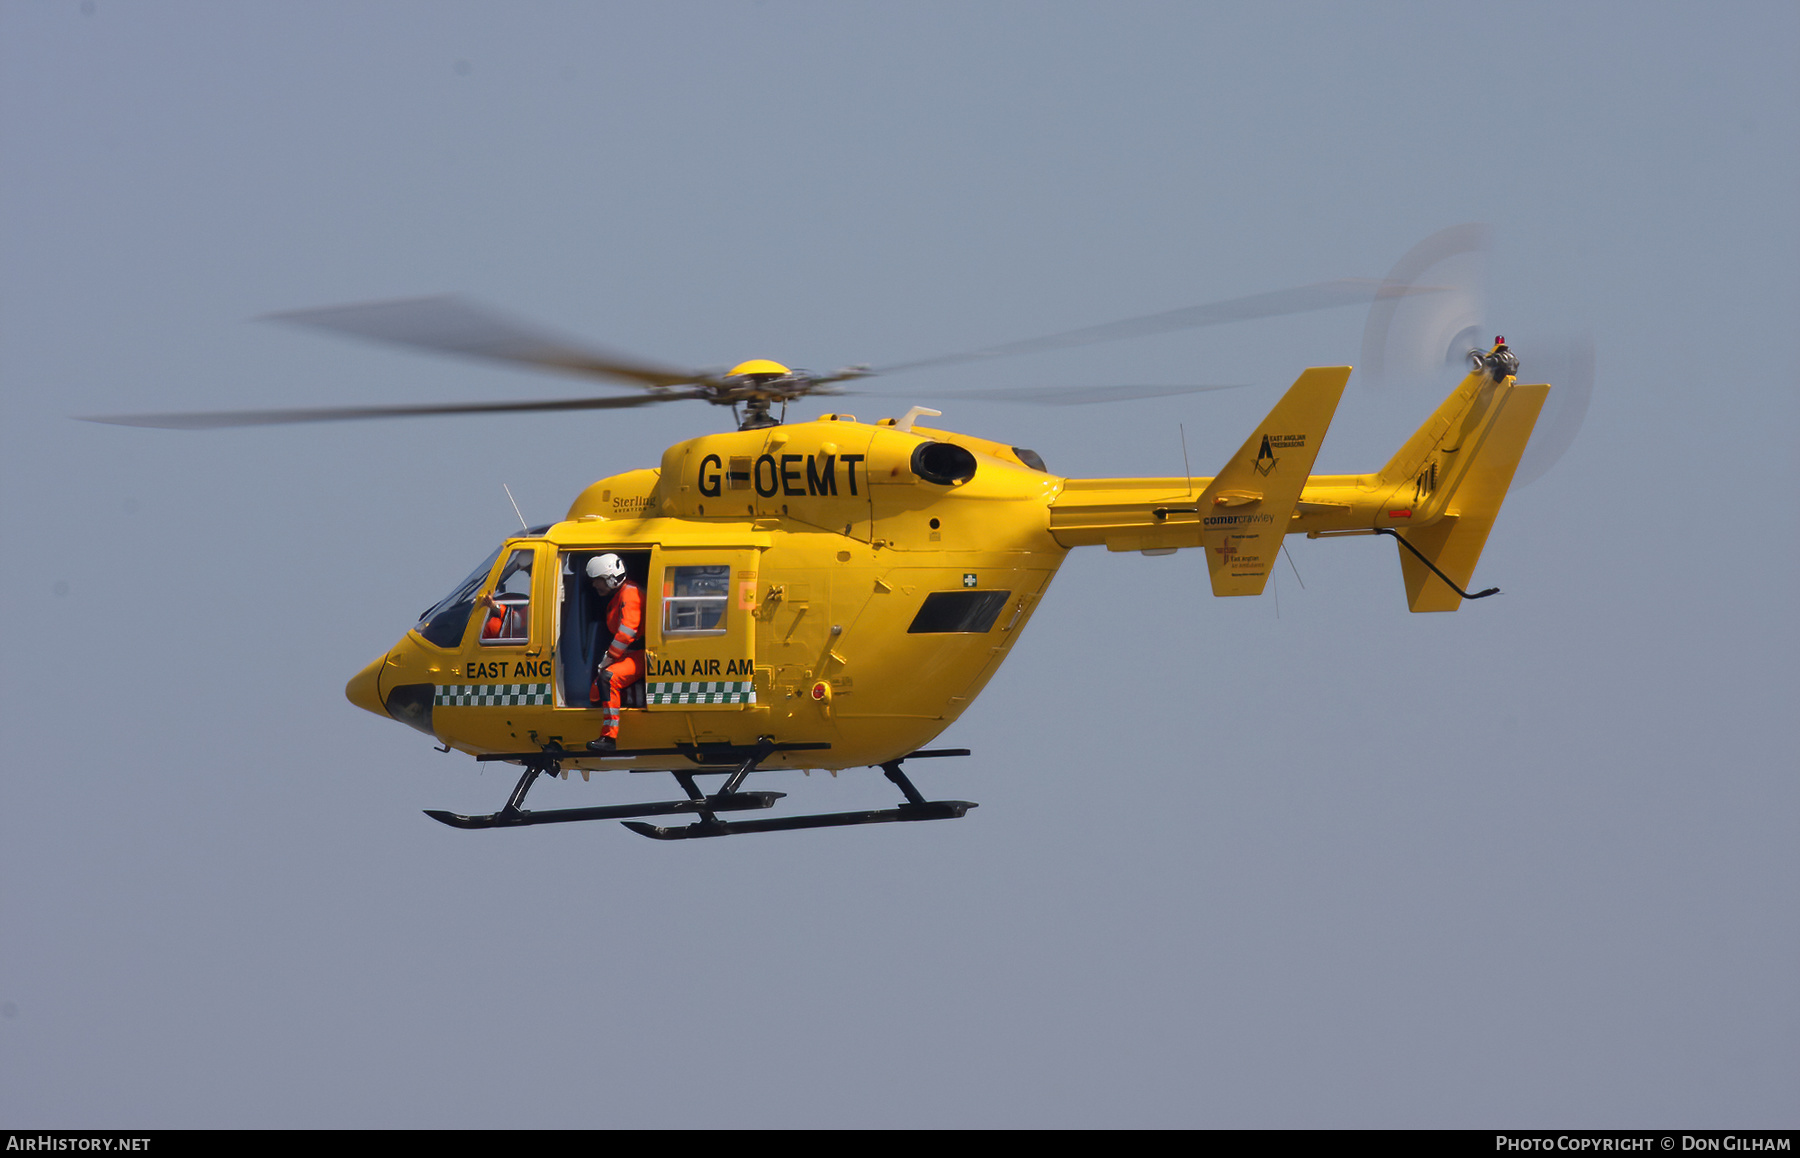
top-left (1, 1), bottom-right (1794, 1128)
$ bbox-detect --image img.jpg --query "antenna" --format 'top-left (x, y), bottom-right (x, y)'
top-left (502, 483), bottom-right (529, 532)
top-left (896, 406), bottom-right (942, 434)
top-left (1180, 423), bottom-right (1193, 497)
top-left (1282, 542), bottom-right (1306, 589)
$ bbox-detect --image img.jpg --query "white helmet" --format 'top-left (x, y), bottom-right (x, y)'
top-left (585, 553), bottom-right (626, 590)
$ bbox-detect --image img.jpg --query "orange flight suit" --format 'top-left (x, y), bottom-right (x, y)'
top-left (480, 601), bottom-right (525, 641)
top-left (590, 581), bottom-right (644, 740)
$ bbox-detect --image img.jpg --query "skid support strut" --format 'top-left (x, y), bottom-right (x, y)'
top-left (623, 747), bottom-right (976, 841)
top-left (424, 746), bottom-right (783, 830)
top-left (424, 743), bottom-right (975, 839)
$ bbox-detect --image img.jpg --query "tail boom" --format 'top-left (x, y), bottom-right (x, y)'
top-left (1047, 360), bottom-right (1550, 612)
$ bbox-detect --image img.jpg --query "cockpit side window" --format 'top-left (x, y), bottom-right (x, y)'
top-left (416, 546), bottom-right (503, 649)
top-left (479, 549), bottom-right (534, 646)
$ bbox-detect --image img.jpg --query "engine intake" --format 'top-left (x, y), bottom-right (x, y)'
top-left (910, 441), bottom-right (977, 485)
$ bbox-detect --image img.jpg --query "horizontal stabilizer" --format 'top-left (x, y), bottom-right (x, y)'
top-left (1200, 366), bottom-right (1350, 596)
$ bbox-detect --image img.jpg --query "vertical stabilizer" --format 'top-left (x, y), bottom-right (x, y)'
top-left (1397, 381), bottom-right (1549, 611)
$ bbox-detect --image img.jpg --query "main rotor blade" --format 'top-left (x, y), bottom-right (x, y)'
top-left (266, 296), bottom-right (705, 390)
top-left (845, 382), bottom-right (1248, 406)
top-left (83, 390), bottom-right (705, 430)
top-left (872, 279), bottom-right (1440, 377)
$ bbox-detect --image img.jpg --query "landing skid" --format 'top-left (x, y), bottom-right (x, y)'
top-left (424, 743), bottom-right (975, 839)
top-left (623, 799), bottom-right (973, 840)
top-left (424, 791), bottom-right (785, 830)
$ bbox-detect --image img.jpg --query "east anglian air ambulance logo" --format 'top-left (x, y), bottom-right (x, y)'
top-left (1253, 434), bottom-right (1278, 477)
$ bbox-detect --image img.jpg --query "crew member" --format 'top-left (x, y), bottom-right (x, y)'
top-left (476, 591), bottom-right (524, 641)
top-left (584, 553), bottom-right (643, 754)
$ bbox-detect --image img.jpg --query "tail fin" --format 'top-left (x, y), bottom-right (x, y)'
top-left (1379, 372), bottom-right (1550, 611)
top-left (1199, 366), bottom-right (1350, 596)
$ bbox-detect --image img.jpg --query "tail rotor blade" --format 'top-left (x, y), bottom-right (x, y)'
top-left (1359, 223), bottom-right (1491, 395)
top-left (1510, 330), bottom-right (1595, 488)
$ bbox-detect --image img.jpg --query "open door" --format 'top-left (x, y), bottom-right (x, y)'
top-left (553, 547), bottom-right (652, 709)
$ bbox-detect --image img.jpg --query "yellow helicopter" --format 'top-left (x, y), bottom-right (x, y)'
top-left (92, 291), bottom-right (1550, 839)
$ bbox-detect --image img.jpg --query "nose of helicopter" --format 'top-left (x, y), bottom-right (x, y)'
top-left (345, 652), bottom-right (388, 718)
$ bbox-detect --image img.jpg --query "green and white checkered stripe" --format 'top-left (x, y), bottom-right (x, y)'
top-left (646, 681), bottom-right (756, 705)
top-left (434, 682), bottom-right (554, 707)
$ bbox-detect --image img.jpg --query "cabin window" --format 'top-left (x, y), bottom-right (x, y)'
top-left (907, 590), bottom-right (1012, 634)
top-left (478, 549), bottom-right (533, 646)
top-left (663, 565), bottom-right (730, 635)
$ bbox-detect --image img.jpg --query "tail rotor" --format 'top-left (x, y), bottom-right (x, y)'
top-left (1360, 223), bottom-right (1593, 488)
